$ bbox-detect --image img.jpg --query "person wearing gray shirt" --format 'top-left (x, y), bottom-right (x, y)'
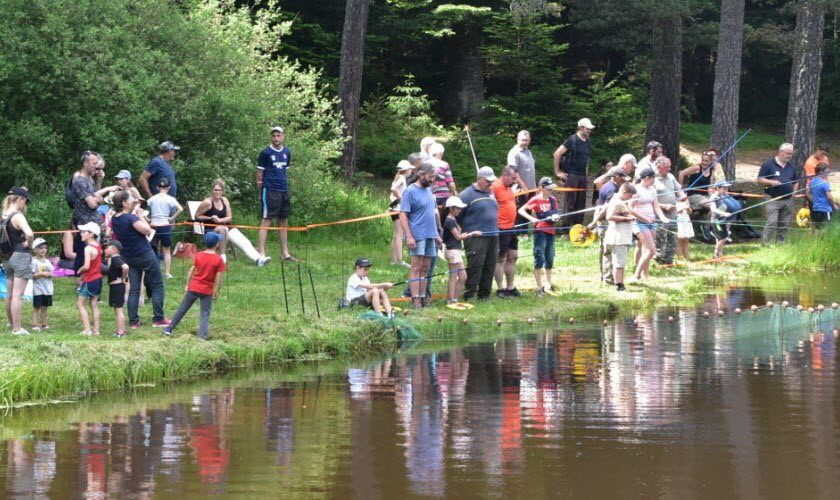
top-left (458, 167), bottom-right (499, 300)
top-left (507, 130), bottom-right (536, 190)
top-left (653, 156), bottom-right (686, 265)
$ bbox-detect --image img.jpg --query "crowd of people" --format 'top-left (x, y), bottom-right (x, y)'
top-left (2, 123), bottom-right (838, 332)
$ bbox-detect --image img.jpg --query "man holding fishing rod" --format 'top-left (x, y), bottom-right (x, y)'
top-left (757, 143), bottom-right (798, 244)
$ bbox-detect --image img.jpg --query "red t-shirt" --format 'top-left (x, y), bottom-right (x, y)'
top-left (188, 251), bottom-right (226, 295)
top-left (80, 243), bottom-right (103, 283)
top-left (524, 194), bottom-right (559, 234)
top-left (491, 179), bottom-right (517, 229)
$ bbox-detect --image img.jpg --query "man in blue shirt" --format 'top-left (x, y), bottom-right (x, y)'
top-left (757, 143), bottom-right (798, 244)
top-left (140, 141), bottom-right (179, 199)
top-left (257, 126), bottom-right (298, 265)
top-left (458, 166), bottom-right (500, 300)
top-left (399, 163), bottom-right (441, 309)
top-left (809, 163), bottom-right (837, 229)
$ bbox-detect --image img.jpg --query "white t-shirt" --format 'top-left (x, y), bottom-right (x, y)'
top-left (30, 257), bottom-right (54, 296)
top-left (390, 175), bottom-right (408, 204)
top-left (346, 273), bottom-right (370, 301)
top-left (147, 193), bottom-right (181, 226)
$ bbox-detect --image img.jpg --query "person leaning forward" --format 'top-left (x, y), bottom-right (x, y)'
top-left (458, 167), bottom-right (500, 301)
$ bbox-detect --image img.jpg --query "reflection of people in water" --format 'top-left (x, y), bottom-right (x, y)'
top-left (189, 389), bottom-right (234, 486)
top-left (264, 387), bottom-right (296, 467)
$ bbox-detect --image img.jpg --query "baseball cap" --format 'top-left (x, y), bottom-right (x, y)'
top-left (477, 166), bottom-right (497, 181)
top-left (354, 258), bottom-right (372, 268)
top-left (32, 238), bottom-right (47, 249)
top-left (158, 141), bottom-right (180, 152)
top-left (608, 166), bottom-right (631, 180)
top-left (445, 196), bottom-right (467, 209)
top-left (638, 168), bottom-right (656, 179)
top-left (204, 231), bottom-right (223, 247)
top-left (397, 160), bottom-right (413, 171)
top-left (77, 222), bottom-right (101, 237)
top-left (577, 118), bottom-right (595, 129)
top-left (538, 176), bottom-right (557, 189)
top-left (271, 126), bottom-right (285, 134)
top-left (114, 170), bottom-right (132, 180)
top-left (107, 240), bottom-right (123, 252)
top-left (7, 186), bottom-right (29, 201)
top-left (157, 177), bottom-right (171, 188)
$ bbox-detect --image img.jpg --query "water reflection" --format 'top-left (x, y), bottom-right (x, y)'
top-left (2, 288), bottom-right (840, 498)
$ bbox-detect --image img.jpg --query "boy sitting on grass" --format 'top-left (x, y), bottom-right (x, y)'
top-left (163, 232), bottom-right (226, 340)
top-left (346, 258), bottom-right (394, 318)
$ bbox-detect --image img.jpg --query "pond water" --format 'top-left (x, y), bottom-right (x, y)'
top-left (2, 274), bottom-right (840, 498)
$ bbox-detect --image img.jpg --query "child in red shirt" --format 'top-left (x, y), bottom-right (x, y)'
top-left (163, 232), bottom-right (226, 340)
top-left (518, 177), bottom-right (559, 296)
top-left (76, 222), bottom-right (104, 335)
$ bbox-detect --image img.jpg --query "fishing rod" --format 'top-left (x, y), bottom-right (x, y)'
top-left (463, 125), bottom-right (480, 174)
top-left (390, 261), bottom-right (483, 287)
top-left (726, 185), bottom-right (811, 219)
top-left (684, 129), bottom-right (752, 191)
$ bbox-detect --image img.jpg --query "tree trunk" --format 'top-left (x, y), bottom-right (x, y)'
top-left (338, 0), bottom-right (370, 178)
top-left (442, 22), bottom-right (485, 121)
top-left (710, 0), bottom-right (746, 180)
top-left (785, 0), bottom-right (825, 172)
top-left (644, 15), bottom-right (683, 164)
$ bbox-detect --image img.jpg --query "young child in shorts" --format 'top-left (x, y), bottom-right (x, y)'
top-left (346, 258), bottom-right (394, 317)
top-left (675, 198), bottom-right (694, 261)
top-left (104, 240), bottom-right (129, 337)
top-left (76, 222), bottom-right (103, 335)
top-left (441, 196), bottom-right (481, 304)
top-left (30, 238), bottom-right (54, 331)
top-left (147, 177), bottom-right (183, 279)
top-left (604, 183), bottom-right (639, 291)
top-left (163, 232), bottom-right (226, 340)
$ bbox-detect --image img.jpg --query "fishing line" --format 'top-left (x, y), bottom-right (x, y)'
top-left (684, 129), bottom-right (752, 191)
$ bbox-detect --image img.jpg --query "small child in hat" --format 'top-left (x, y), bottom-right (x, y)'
top-left (163, 232), bottom-right (226, 340)
top-left (30, 238), bottom-right (54, 331)
top-left (346, 258), bottom-right (394, 317)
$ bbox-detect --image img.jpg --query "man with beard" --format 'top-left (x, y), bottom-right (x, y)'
top-left (553, 118), bottom-right (594, 230)
top-left (399, 163), bottom-right (442, 309)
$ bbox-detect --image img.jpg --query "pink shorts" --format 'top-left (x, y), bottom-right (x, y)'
top-left (445, 249), bottom-right (463, 264)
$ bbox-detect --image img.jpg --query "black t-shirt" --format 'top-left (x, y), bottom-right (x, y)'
top-left (757, 158), bottom-right (798, 198)
top-left (561, 134), bottom-right (591, 176)
top-left (443, 216), bottom-right (462, 250)
top-left (107, 255), bottom-right (127, 283)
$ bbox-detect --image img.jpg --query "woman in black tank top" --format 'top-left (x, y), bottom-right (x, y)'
top-left (2, 187), bottom-right (35, 335)
top-left (196, 180), bottom-right (233, 255)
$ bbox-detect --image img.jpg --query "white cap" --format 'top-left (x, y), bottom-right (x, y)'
top-left (445, 196), bottom-right (467, 209)
top-left (397, 160), bottom-right (413, 171)
top-left (477, 166), bottom-right (497, 181)
top-left (32, 238), bottom-right (47, 249)
top-left (577, 118), bottom-right (595, 129)
top-left (77, 222), bottom-right (101, 237)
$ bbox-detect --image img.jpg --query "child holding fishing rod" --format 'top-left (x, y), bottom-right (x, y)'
top-left (518, 177), bottom-right (561, 296)
top-left (709, 182), bottom-right (738, 260)
top-left (441, 196), bottom-right (481, 304)
top-left (346, 258), bottom-right (394, 318)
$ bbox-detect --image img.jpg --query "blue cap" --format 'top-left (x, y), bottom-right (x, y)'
top-left (204, 231), bottom-right (223, 248)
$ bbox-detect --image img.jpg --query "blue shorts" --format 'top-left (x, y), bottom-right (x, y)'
top-left (152, 225), bottom-right (173, 248)
top-left (410, 238), bottom-right (438, 257)
top-left (635, 222), bottom-right (658, 233)
top-left (79, 278), bottom-right (103, 298)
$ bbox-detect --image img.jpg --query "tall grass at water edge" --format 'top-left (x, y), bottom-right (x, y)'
top-left (746, 223), bottom-right (840, 272)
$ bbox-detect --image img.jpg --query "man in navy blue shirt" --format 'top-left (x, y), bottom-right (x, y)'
top-left (257, 126), bottom-right (297, 264)
top-left (140, 141), bottom-right (180, 199)
top-left (757, 143), bottom-right (797, 244)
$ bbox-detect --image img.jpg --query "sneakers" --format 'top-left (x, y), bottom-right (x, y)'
top-left (496, 289), bottom-right (509, 299)
top-left (508, 288), bottom-right (522, 297)
top-left (257, 256), bottom-right (266, 267)
top-left (165, 274), bottom-right (174, 279)
top-left (12, 328), bottom-right (30, 336)
top-left (32, 325), bottom-right (42, 332)
top-left (130, 322), bottom-right (142, 330)
top-left (536, 288), bottom-right (546, 297)
top-left (41, 324), bottom-right (49, 330)
top-left (162, 327), bottom-right (172, 336)
top-left (616, 283), bottom-right (626, 292)
top-left (113, 332), bottom-right (126, 338)
top-left (80, 330), bottom-right (93, 336)
top-left (152, 319), bottom-right (172, 328)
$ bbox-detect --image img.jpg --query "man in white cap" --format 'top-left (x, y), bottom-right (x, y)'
top-left (553, 118), bottom-right (594, 230)
top-left (458, 166), bottom-right (500, 300)
top-left (140, 141), bottom-right (180, 199)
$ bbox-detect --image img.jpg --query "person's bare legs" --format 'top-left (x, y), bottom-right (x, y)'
top-left (215, 226), bottom-right (228, 255)
top-left (279, 218), bottom-right (293, 259)
top-left (447, 262), bottom-right (463, 302)
top-left (409, 255), bottom-right (428, 307)
top-left (534, 268), bottom-right (543, 291)
top-left (494, 254), bottom-right (506, 290)
top-left (77, 296), bottom-right (91, 333)
top-left (162, 246), bottom-right (172, 276)
top-left (9, 277), bottom-right (28, 331)
top-left (504, 249), bottom-right (517, 290)
top-left (115, 307), bottom-right (125, 334)
top-left (91, 297), bottom-right (100, 335)
top-left (5, 277), bottom-right (12, 326)
top-left (258, 219), bottom-right (272, 258)
top-left (379, 290), bottom-right (392, 315)
top-left (391, 221), bottom-right (404, 264)
top-left (613, 267), bottom-right (624, 285)
top-left (545, 268), bottom-right (553, 289)
top-left (367, 289), bottom-right (382, 314)
top-left (634, 231), bottom-right (656, 281)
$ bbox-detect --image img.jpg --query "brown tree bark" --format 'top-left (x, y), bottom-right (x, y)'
top-left (644, 15), bottom-right (683, 164)
top-left (785, 0), bottom-right (826, 172)
top-left (442, 22), bottom-right (485, 121)
top-left (338, 0), bottom-right (371, 178)
top-left (710, 0), bottom-right (746, 180)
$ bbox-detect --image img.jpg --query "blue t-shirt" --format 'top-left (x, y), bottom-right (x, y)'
top-left (597, 180), bottom-right (617, 206)
top-left (810, 177), bottom-right (833, 213)
top-left (111, 213), bottom-right (152, 258)
top-left (145, 157), bottom-right (177, 197)
top-left (400, 184), bottom-right (438, 240)
top-left (757, 158), bottom-right (797, 198)
top-left (258, 145), bottom-right (291, 192)
top-left (457, 184), bottom-right (499, 234)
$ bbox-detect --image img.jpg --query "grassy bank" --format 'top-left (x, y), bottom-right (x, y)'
top-left (4, 214), bottom-right (831, 407)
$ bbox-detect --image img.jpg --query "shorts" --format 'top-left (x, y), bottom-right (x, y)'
top-left (498, 231), bottom-right (519, 256)
top-left (711, 222), bottom-right (731, 241)
top-left (811, 211), bottom-right (831, 227)
top-left (445, 248), bottom-right (463, 264)
top-left (109, 283), bottom-right (126, 308)
top-left (79, 278), bottom-right (103, 298)
top-left (350, 295), bottom-right (370, 307)
top-left (410, 238), bottom-right (438, 257)
top-left (390, 212), bottom-right (400, 222)
top-left (2, 251), bottom-right (32, 280)
top-left (33, 295), bottom-right (53, 308)
top-left (151, 225), bottom-right (173, 248)
top-left (609, 244), bottom-right (630, 269)
top-left (261, 188), bottom-right (291, 219)
top-left (635, 222), bottom-right (658, 233)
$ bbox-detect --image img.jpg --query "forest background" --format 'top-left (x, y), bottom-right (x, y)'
top-left (1, 0), bottom-right (839, 231)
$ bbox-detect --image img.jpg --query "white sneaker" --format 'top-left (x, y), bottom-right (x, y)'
top-left (165, 274), bottom-right (174, 279)
top-left (13, 328), bottom-right (30, 336)
top-left (32, 325), bottom-right (42, 332)
top-left (257, 257), bottom-right (266, 267)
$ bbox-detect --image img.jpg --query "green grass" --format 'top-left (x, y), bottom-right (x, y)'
top-left (681, 122), bottom-right (785, 153)
top-left (745, 223), bottom-right (840, 272)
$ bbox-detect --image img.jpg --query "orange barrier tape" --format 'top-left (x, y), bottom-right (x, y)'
top-left (176, 211), bottom-right (394, 233)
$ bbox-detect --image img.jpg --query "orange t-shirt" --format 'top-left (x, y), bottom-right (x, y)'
top-left (804, 154), bottom-right (830, 177)
top-left (492, 179), bottom-right (517, 229)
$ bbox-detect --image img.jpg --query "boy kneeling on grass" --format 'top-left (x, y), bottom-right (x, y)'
top-left (163, 232), bottom-right (226, 340)
top-left (346, 258), bottom-right (394, 318)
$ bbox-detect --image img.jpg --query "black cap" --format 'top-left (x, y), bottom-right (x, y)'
top-left (638, 168), bottom-right (655, 179)
top-left (157, 177), bottom-right (170, 187)
top-left (106, 240), bottom-right (123, 252)
top-left (354, 258), bottom-right (372, 268)
top-left (7, 186), bottom-right (30, 201)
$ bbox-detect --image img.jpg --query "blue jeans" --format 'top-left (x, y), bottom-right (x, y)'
top-left (533, 231), bottom-right (555, 269)
top-left (125, 249), bottom-right (165, 325)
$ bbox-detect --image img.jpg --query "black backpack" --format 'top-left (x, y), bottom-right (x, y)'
top-left (0, 211), bottom-right (19, 261)
top-left (64, 176), bottom-right (76, 208)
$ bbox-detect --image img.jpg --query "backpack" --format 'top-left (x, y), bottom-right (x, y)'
top-left (64, 176), bottom-right (76, 209)
top-left (0, 211), bottom-right (19, 261)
